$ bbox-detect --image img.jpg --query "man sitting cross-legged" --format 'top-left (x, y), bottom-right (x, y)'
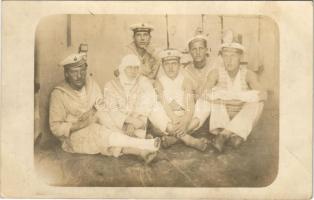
top-left (191, 30), bottom-right (267, 152)
top-left (149, 49), bottom-right (208, 151)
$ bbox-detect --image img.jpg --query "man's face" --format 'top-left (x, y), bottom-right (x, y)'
top-left (141, 56), bottom-right (158, 79)
top-left (133, 31), bottom-right (151, 49)
top-left (65, 64), bottom-right (87, 90)
top-left (189, 40), bottom-right (208, 64)
top-left (124, 65), bottom-right (140, 80)
top-left (162, 58), bottom-right (180, 79)
top-left (221, 48), bottom-right (242, 72)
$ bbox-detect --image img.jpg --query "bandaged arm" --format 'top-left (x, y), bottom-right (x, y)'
top-left (204, 69), bottom-right (267, 103)
top-left (209, 89), bottom-right (266, 103)
top-left (182, 78), bottom-right (195, 121)
top-left (154, 79), bottom-right (178, 121)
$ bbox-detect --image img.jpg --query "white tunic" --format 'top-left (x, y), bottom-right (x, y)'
top-left (50, 77), bottom-right (159, 157)
top-left (101, 76), bottom-right (157, 138)
top-left (149, 72), bottom-right (190, 133)
top-left (158, 72), bottom-right (185, 109)
top-left (216, 65), bottom-right (249, 92)
top-left (49, 77), bottom-right (113, 155)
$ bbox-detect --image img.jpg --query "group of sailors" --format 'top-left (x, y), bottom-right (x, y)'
top-left (49, 23), bottom-right (267, 164)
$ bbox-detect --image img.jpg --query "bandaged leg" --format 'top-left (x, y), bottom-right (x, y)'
top-left (225, 102), bottom-right (264, 140)
top-left (108, 132), bottom-right (160, 151)
top-left (122, 147), bottom-right (158, 164)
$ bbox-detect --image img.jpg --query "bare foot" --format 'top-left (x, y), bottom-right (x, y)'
top-left (212, 134), bottom-right (228, 152)
top-left (228, 135), bottom-right (243, 148)
top-left (193, 138), bottom-right (208, 151)
top-left (161, 136), bottom-right (178, 148)
top-left (181, 135), bottom-right (208, 151)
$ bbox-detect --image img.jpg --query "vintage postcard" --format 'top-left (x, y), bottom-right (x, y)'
top-left (1, 1), bottom-right (312, 199)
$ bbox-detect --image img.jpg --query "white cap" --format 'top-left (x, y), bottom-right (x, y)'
top-left (129, 23), bottom-right (154, 32)
top-left (59, 53), bottom-right (87, 68)
top-left (187, 27), bottom-right (208, 47)
top-left (221, 30), bottom-right (245, 52)
top-left (159, 49), bottom-right (181, 61)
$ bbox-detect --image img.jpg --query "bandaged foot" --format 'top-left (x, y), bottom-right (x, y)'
top-left (122, 147), bottom-right (158, 164)
top-left (141, 150), bottom-right (158, 165)
top-left (109, 132), bottom-right (160, 151)
top-left (180, 134), bottom-right (208, 151)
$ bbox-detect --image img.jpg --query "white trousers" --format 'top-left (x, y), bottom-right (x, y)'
top-left (211, 102), bottom-right (264, 140)
top-left (149, 102), bottom-right (198, 134)
top-left (193, 99), bottom-right (264, 140)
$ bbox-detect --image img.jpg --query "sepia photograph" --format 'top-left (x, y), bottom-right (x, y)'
top-left (34, 14), bottom-right (279, 187)
top-left (1, 1), bottom-right (312, 199)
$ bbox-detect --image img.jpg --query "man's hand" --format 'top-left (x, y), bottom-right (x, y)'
top-left (211, 99), bottom-right (224, 104)
top-left (166, 120), bottom-right (184, 137)
top-left (171, 115), bottom-right (181, 125)
top-left (124, 123), bottom-right (136, 137)
top-left (172, 116), bottom-right (189, 137)
top-left (166, 122), bottom-right (176, 136)
top-left (223, 100), bottom-right (245, 106)
top-left (78, 107), bottom-right (97, 121)
top-left (125, 116), bottom-right (145, 129)
top-left (70, 113), bottom-right (97, 134)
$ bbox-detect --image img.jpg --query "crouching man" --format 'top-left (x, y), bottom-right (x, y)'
top-left (192, 30), bottom-right (267, 152)
top-left (49, 53), bottom-right (160, 164)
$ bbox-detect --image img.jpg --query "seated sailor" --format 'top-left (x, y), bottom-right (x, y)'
top-left (49, 53), bottom-right (160, 164)
top-left (101, 54), bottom-right (157, 139)
top-left (183, 27), bottom-right (218, 100)
top-left (192, 30), bottom-right (267, 152)
top-left (149, 49), bottom-right (208, 151)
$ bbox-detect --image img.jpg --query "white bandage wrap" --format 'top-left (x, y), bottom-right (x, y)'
top-left (210, 89), bottom-right (265, 103)
top-left (108, 132), bottom-right (159, 151)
